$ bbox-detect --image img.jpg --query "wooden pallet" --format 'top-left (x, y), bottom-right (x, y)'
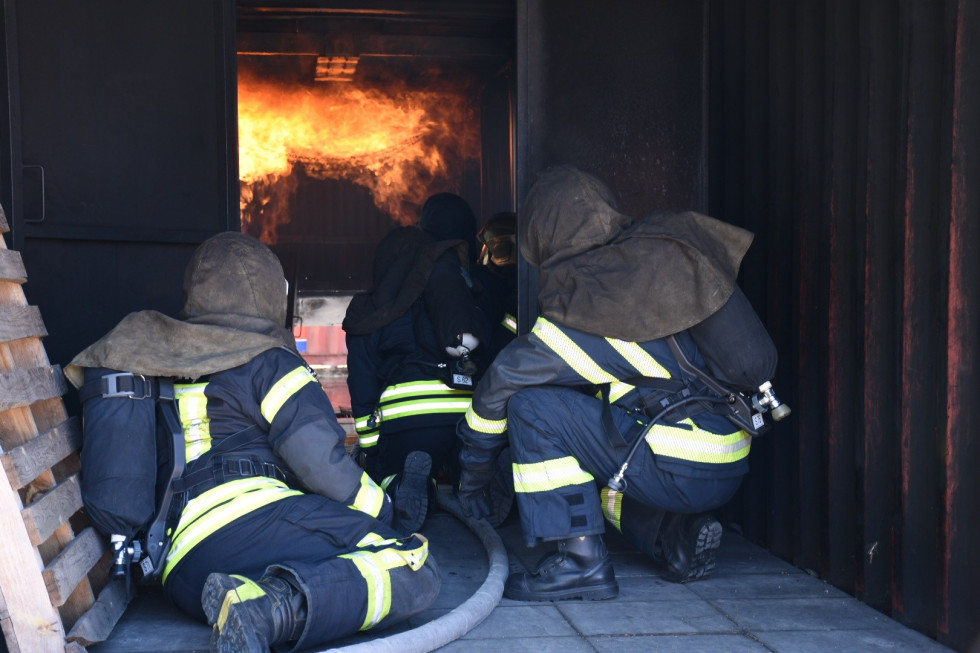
top-left (0, 206), bottom-right (126, 652)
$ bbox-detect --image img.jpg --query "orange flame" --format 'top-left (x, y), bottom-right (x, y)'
top-left (238, 73), bottom-right (479, 243)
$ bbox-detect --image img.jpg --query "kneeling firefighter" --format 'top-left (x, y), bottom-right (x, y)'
top-left (457, 166), bottom-right (788, 601)
top-left (344, 193), bottom-right (491, 533)
top-left (66, 232), bottom-right (440, 652)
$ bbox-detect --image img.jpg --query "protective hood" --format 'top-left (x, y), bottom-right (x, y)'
top-left (419, 192), bottom-right (480, 264)
top-left (521, 166), bottom-right (755, 341)
top-left (342, 226), bottom-right (468, 336)
top-left (67, 232), bottom-right (295, 387)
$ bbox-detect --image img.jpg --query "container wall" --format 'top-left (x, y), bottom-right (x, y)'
top-left (708, 1), bottom-right (980, 649)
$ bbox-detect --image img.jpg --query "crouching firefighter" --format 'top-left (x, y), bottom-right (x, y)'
top-left (456, 166), bottom-right (789, 601)
top-left (66, 232), bottom-right (440, 652)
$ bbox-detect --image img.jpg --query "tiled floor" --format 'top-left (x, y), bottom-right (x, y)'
top-left (89, 499), bottom-right (953, 653)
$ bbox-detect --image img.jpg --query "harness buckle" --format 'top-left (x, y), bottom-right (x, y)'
top-left (103, 373), bottom-right (151, 399)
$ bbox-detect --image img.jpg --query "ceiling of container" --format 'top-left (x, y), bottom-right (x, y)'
top-left (236, 0), bottom-right (516, 82)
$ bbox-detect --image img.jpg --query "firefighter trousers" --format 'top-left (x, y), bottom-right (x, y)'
top-left (164, 492), bottom-right (440, 650)
top-left (506, 386), bottom-right (744, 547)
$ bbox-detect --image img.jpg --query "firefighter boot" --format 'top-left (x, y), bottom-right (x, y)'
top-left (202, 573), bottom-right (307, 653)
top-left (504, 534), bottom-right (619, 601)
top-left (655, 512), bottom-right (723, 583)
top-left (390, 450), bottom-right (432, 534)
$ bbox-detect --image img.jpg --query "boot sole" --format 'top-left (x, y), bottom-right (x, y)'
top-left (505, 580), bottom-right (619, 602)
top-left (683, 518), bottom-right (723, 582)
top-left (394, 451), bottom-right (432, 534)
top-left (201, 574), bottom-right (270, 653)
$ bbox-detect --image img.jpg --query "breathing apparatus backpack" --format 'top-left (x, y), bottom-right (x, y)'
top-left (78, 368), bottom-right (185, 596)
top-left (604, 286), bottom-right (791, 492)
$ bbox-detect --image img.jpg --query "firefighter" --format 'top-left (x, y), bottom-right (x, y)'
top-left (344, 193), bottom-right (490, 533)
top-left (67, 232), bottom-right (440, 652)
top-left (472, 211), bottom-right (519, 366)
top-left (457, 166), bottom-right (774, 601)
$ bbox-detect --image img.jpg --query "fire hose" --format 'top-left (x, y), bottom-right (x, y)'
top-left (320, 490), bottom-right (509, 653)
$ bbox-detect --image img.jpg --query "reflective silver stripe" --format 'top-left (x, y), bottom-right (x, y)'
top-left (175, 383), bottom-right (211, 462)
top-left (502, 313), bottom-right (517, 334)
top-left (380, 379), bottom-right (463, 399)
top-left (645, 419), bottom-right (752, 463)
top-left (350, 473), bottom-right (386, 517)
top-left (359, 431), bottom-right (380, 447)
top-left (261, 366), bottom-right (318, 423)
top-left (605, 338), bottom-right (672, 379)
top-left (163, 478), bottom-right (302, 582)
top-left (380, 397), bottom-right (472, 419)
top-left (533, 317), bottom-right (617, 385)
top-left (344, 553), bottom-right (390, 629)
top-left (607, 381), bottom-right (635, 403)
top-left (512, 456), bottom-right (594, 493)
top-left (341, 537), bottom-right (429, 630)
top-left (601, 487), bottom-right (623, 532)
top-left (465, 404), bottom-right (507, 434)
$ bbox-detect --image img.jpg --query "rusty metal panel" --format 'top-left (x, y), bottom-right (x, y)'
top-left (710, 0), bottom-right (980, 649)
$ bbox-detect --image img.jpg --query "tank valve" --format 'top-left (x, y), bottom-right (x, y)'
top-left (753, 381), bottom-right (791, 421)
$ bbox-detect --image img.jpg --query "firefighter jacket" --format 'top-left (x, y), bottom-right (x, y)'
top-left (159, 346), bottom-right (387, 583)
top-left (345, 229), bottom-right (490, 452)
top-left (346, 287), bottom-right (484, 452)
top-left (458, 316), bottom-right (752, 487)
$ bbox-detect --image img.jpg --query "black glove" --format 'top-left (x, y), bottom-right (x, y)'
top-left (456, 462), bottom-right (495, 521)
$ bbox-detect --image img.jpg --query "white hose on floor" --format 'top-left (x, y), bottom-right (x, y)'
top-left (321, 491), bottom-right (508, 653)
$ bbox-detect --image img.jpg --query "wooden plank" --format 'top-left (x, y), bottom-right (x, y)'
top-left (1, 418), bottom-right (82, 491)
top-left (0, 451), bottom-right (66, 652)
top-left (43, 528), bottom-right (107, 608)
top-left (65, 580), bottom-right (128, 648)
top-left (21, 475), bottom-right (84, 548)
top-left (0, 249), bottom-right (27, 284)
top-left (0, 305), bottom-right (48, 343)
top-left (0, 365), bottom-right (69, 413)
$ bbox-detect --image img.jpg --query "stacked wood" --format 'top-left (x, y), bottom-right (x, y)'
top-left (0, 205), bottom-right (124, 652)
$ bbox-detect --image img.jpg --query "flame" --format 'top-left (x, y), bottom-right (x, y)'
top-left (238, 73), bottom-right (479, 243)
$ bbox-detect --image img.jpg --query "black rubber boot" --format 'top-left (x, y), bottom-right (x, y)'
top-left (655, 513), bottom-right (723, 583)
top-left (504, 534), bottom-right (619, 601)
top-left (202, 573), bottom-right (307, 653)
top-left (391, 451), bottom-right (432, 534)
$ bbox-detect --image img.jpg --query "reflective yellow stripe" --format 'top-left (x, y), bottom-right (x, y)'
top-left (359, 431), bottom-right (380, 447)
top-left (533, 317), bottom-right (617, 385)
top-left (512, 456), bottom-right (594, 493)
top-left (350, 473), bottom-right (386, 517)
top-left (607, 381), bottom-right (635, 403)
top-left (354, 413), bottom-right (377, 432)
top-left (261, 366), bottom-right (318, 423)
top-left (380, 380), bottom-right (468, 399)
top-left (343, 552), bottom-right (391, 629)
top-left (605, 338), bottom-right (672, 379)
top-left (215, 576), bottom-right (266, 632)
top-left (465, 404), bottom-right (507, 434)
top-left (600, 488), bottom-right (623, 532)
top-left (379, 397), bottom-right (472, 419)
top-left (175, 383), bottom-right (211, 462)
top-left (379, 474), bottom-right (397, 491)
top-left (163, 478), bottom-right (302, 583)
top-left (645, 419), bottom-right (752, 464)
top-left (341, 537), bottom-right (429, 630)
top-left (356, 532), bottom-right (398, 548)
top-left (502, 313), bottom-right (517, 334)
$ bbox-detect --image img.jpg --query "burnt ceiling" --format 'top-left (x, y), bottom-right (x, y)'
top-left (236, 0), bottom-right (516, 85)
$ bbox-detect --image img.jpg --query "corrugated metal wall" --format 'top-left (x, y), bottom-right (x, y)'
top-left (709, 1), bottom-right (980, 650)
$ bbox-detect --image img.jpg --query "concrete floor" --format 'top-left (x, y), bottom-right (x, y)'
top-left (88, 500), bottom-right (953, 653)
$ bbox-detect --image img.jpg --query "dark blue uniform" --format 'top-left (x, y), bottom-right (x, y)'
top-left (458, 316), bottom-right (750, 547)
